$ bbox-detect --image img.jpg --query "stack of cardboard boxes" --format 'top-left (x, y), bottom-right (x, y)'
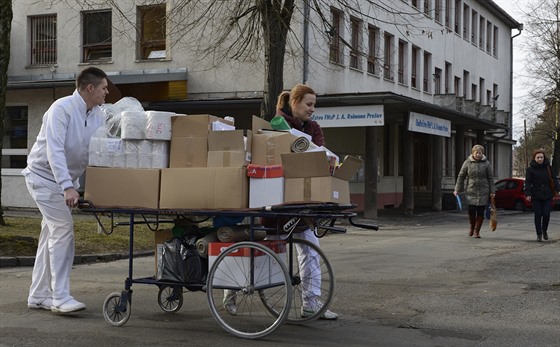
top-left (84, 114), bottom-right (362, 210)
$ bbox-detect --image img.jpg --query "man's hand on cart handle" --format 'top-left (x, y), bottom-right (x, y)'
top-left (64, 188), bottom-right (80, 208)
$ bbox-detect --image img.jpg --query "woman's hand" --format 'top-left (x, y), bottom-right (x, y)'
top-left (525, 195), bottom-right (531, 202)
top-left (453, 191), bottom-right (458, 196)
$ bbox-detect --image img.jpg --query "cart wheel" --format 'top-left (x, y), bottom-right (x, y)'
top-left (207, 241), bottom-right (291, 339)
top-left (157, 286), bottom-right (183, 313)
top-left (260, 238), bottom-right (334, 324)
top-left (103, 291), bottom-right (131, 327)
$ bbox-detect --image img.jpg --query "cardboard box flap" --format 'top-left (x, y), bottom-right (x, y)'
top-left (251, 115), bottom-right (273, 133)
top-left (333, 155), bottom-right (363, 180)
top-left (281, 151), bottom-right (331, 178)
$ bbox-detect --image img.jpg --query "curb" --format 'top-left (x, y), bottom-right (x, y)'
top-left (0, 251), bottom-right (153, 268)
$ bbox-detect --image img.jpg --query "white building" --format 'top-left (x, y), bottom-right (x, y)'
top-left (3, 0), bottom-right (522, 214)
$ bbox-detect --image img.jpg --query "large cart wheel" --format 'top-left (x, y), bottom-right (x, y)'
top-left (103, 291), bottom-right (131, 327)
top-left (157, 285), bottom-right (183, 313)
top-left (260, 237), bottom-right (334, 324)
top-left (206, 241), bottom-right (291, 339)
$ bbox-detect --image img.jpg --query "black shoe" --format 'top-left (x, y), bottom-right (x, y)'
top-left (537, 235), bottom-right (542, 242)
top-left (543, 231), bottom-right (548, 240)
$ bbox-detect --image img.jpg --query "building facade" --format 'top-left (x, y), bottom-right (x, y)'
top-left (3, 0), bottom-right (522, 213)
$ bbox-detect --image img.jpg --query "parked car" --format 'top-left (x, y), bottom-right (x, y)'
top-left (494, 178), bottom-right (560, 211)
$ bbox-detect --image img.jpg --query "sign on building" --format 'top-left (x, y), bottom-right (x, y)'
top-left (312, 105), bottom-right (384, 128)
top-left (408, 112), bottom-right (451, 137)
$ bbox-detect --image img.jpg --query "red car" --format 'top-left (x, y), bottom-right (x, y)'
top-left (494, 178), bottom-right (560, 211)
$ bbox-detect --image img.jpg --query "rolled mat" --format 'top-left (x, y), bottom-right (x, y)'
top-left (291, 136), bottom-right (310, 152)
top-left (196, 232), bottom-right (219, 258)
top-left (217, 225), bottom-right (266, 243)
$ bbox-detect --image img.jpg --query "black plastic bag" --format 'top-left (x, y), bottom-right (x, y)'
top-left (157, 236), bottom-right (205, 284)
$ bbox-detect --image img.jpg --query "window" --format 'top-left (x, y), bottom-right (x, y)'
top-left (493, 84), bottom-right (499, 107)
top-left (493, 26), bottom-right (499, 57)
top-left (454, 0), bottom-right (461, 34)
top-left (454, 76), bottom-right (461, 96)
top-left (350, 17), bottom-right (362, 70)
top-left (479, 77), bottom-right (485, 104)
top-left (423, 51), bottom-right (432, 92)
top-left (82, 10), bottom-right (112, 62)
top-left (138, 4), bottom-right (166, 60)
top-left (411, 0), bottom-right (419, 9)
top-left (367, 25), bottom-right (379, 75)
top-left (487, 90), bottom-right (492, 106)
top-left (445, 0), bottom-right (451, 29)
top-left (2, 106), bottom-right (28, 172)
top-left (486, 21), bottom-right (492, 53)
top-left (424, 0), bottom-right (430, 16)
top-left (383, 32), bottom-right (394, 80)
top-left (444, 62), bottom-right (451, 93)
top-left (434, 67), bottom-right (442, 94)
top-left (398, 40), bottom-right (407, 84)
top-left (329, 8), bottom-right (344, 65)
top-left (30, 14), bottom-right (57, 66)
top-left (471, 10), bottom-right (478, 44)
top-left (463, 70), bottom-right (469, 98)
top-left (479, 16), bottom-right (485, 49)
top-left (411, 46), bottom-right (420, 88)
top-left (471, 83), bottom-right (477, 101)
top-left (435, 0), bottom-right (441, 22)
top-left (463, 4), bottom-right (469, 39)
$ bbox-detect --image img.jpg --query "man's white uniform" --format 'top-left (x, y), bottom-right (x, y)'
top-left (22, 89), bottom-right (104, 309)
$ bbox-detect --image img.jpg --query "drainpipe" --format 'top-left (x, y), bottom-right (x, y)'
top-left (303, 0), bottom-right (310, 84)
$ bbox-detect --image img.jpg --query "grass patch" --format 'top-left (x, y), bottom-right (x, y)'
top-left (0, 215), bottom-right (161, 257)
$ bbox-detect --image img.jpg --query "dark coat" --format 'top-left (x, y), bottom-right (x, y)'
top-left (276, 108), bottom-right (325, 146)
top-left (454, 154), bottom-right (495, 206)
top-left (524, 158), bottom-right (560, 200)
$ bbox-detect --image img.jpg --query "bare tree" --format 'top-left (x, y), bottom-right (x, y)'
top-left (517, 0), bottom-right (560, 175)
top-left (0, 0), bottom-right (13, 226)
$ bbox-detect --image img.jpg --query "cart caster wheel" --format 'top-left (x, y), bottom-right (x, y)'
top-left (103, 292), bottom-right (131, 327)
top-left (158, 286), bottom-right (184, 313)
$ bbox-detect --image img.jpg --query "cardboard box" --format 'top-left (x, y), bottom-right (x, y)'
top-left (208, 240), bottom-right (286, 287)
top-left (169, 136), bottom-right (207, 167)
top-left (84, 167), bottom-right (161, 209)
top-left (154, 229), bottom-right (173, 273)
top-left (171, 114), bottom-right (233, 137)
top-left (281, 151), bottom-right (362, 204)
top-left (249, 177), bottom-right (284, 208)
top-left (251, 131), bottom-right (298, 166)
top-left (160, 167), bottom-right (248, 209)
top-left (207, 129), bottom-right (252, 167)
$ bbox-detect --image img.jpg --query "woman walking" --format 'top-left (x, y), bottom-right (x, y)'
top-left (453, 144), bottom-right (495, 238)
top-left (524, 149), bottom-right (560, 241)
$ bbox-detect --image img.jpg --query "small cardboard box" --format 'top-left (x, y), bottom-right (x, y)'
top-left (169, 136), bottom-right (208, 168)
top-left (281, 152), bottom-right (362, 204)
top-left (160, 167), bottom-right (248, 209)
top-left (249, 177), bottom-right (284, 208)
top-left (84, 167), bottom-right (160, 209)
top-left (251, 131), bottom-right (298, 166)
top-left (171, 114), bottom-right (233, 137)
top-left (207, 130), bottom-right (252, 167)
top-left (208, 240), bottom-right (286, 287)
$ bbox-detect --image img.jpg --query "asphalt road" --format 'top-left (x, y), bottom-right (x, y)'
top-left (1, 210), bottom-right (559, 346)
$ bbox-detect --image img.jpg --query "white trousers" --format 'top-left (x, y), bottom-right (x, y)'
top-left (24, 171), bottom-right (75, 306)
top-left (268, 228), bottom-right (321, 308)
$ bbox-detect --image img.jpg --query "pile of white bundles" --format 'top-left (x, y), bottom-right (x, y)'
top-left (89, 97), bottom-right (175, 169)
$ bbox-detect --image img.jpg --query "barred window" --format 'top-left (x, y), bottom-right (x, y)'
top-left (30, 15), bottom-right (57, 66)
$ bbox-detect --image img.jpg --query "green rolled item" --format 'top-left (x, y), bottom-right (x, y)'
top-left (270, 116), bottom-right (291, 131)
top-left (217, 225), bottom-right (267, 242)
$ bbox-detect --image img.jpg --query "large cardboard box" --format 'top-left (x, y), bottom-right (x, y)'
top-left (208, 240), bottom-right (286, 287)
top-left (251, 131), bottom-right (298, 166)
top-left (171, 114), bottom-right (233, 137)
top-left (169, 136), bottom-right (207, 167)
top-left (281, 151), bottom-right (362, 204)
top-left (84, 167), bottom-right (161, 209)
top-left (160, 167), bottom-right (248, 209)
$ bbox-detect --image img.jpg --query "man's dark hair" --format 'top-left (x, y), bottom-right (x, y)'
top-left (76, 67), bottom-right (108, 90)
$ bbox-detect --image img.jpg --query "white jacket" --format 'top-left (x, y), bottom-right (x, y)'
top-left (22, 90), bottom-right (105, 191)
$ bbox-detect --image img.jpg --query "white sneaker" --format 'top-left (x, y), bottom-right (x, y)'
top-left (28, 298), bottom-right (53, 310)
top-left (301, 302), bottom-right (338, 320)
top-left (223, 290), bottom-right (237, 316)
top-left (51, 299), bottom-right (86, 313)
